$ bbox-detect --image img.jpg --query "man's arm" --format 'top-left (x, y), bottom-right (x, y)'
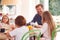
top-left (31, 14), bottom-right (37, 23)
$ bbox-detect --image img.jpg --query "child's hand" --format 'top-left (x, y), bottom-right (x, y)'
top-left (10, 24), bottom-right (15, 30)
top-left (40, 37), bottom-right (45, 40)
top-left (35, 25), bottom-right (42, 28)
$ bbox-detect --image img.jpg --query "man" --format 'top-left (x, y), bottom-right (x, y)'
top-left (32, 4), bottom-right (44, 25)
top-left (30, 4), bottom-right (44, 40)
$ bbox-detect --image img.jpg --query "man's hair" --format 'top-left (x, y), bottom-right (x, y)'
top-left (35, 4), bottom-right (43, 8)
top-left (15, 15), bottom-right (26, 26)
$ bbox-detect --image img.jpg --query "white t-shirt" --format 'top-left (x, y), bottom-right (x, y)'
top-left (33, 23), bottom-right (51, 40)
top-left (9, 26), bottom-right (29, 40)
top-left (41, 23), bottom-right (51, 40)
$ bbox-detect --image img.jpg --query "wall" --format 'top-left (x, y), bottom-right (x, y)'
top-left (0, 0), bottom-right (40, 23)
top-left (1, 0), bottom-right (16, 5)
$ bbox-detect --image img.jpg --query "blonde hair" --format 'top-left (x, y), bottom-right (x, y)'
top-left (1, 15), bottom-right (9, 24)
top-left (42, 11), bottom-right (55, 37)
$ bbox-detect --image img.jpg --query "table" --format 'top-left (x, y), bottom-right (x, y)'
top-left (0, 33), bottom-right (7, 40)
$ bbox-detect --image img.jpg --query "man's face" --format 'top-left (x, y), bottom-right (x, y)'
top-left (36, 6), bottom-right (43, 14)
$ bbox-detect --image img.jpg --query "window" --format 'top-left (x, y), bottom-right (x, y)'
top-left (49, 0), bottom-right (60, 16)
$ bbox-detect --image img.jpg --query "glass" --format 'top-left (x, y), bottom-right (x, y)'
top-left (0, 28), bottom-right (5, 33)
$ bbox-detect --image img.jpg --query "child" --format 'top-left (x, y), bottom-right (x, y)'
top-left (35, 11), bottom-right (56, 40)
top-left (7, 16), bottom-right (29, 40)
top-left (40, 11), bottom-right (55, 40)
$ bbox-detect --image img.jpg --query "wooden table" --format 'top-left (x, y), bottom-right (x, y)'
top-left (0, 33), bottom-right (7, 40)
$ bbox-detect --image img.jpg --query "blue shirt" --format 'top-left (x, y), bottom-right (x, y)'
top-left (32, 14), bottom-right (42, 25)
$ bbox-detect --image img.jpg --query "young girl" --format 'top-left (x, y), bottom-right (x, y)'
top-left (35, 11), bottom-right (56, 40)
top-left (41, 11), bottom-right (55, 40)
top-left (1, 15), bottom-right (11, 32)
top-left (1, 15), bottom-right (15, 30)
top-left (1, 15), bottom-right (15, 40)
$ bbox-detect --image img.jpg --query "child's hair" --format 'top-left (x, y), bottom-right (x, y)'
top-left (15, 15), bottom-right (26, 27)
top-left (42, 11), bottom-right (55, 37)
top-left (1, 15), bottom-right (9, 24)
